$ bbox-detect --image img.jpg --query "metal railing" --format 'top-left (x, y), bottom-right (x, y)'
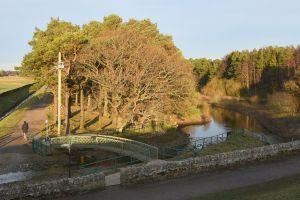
top-left (189, 132), bottom-right (228, 149)
top-left (32, 134), bottom-right (158, 161)
top-left (159, 132), bottom-right (228, 159)
top-left (79, 155), bottom-right (140, 175)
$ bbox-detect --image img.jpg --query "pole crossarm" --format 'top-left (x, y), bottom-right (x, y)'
top-left (32, 134), bottom-right (158, 162)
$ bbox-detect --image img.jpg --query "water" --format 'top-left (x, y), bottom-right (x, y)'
top-left (181, 106), bottom-right (284, 144)
top-left (0, 171), bottom-right (34, 184)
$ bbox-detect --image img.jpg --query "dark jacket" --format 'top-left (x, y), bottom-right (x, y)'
top-left (22, 122), bottom-right (29, 133)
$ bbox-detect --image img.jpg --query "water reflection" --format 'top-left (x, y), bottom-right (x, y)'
top-left (210, 107), bottom-right (264, 133)
top-left (183, 118), bottom-right (230, 138)
top-left (181, 106), bottom-right (284, 144)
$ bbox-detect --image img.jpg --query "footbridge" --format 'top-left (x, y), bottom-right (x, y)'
top-left (32, 134), bottom-right (158, 162)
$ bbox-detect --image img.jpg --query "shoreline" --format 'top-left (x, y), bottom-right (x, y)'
top-left (201, 95), bottom-right (299, 140)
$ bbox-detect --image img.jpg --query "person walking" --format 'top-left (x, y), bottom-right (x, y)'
top-left (21, 121), bottom-right (29, 140)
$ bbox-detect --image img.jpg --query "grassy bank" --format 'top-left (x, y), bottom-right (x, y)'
top-left (0, 76), bottom-right (33, 94)
top-left (172, 131), bottom-right (265, 160)
top-left (0, 87), bottom-right (46, 137)
top-left (0, 84), bottom-right (37, 116)
top-left (212, 98), bottom-right (300, 140)
top-left (191, 173), bottom-right (300, 200)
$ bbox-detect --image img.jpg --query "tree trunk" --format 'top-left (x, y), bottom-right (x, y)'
top-left (254, 64), bottom-right (257, 95)
top-left (87, 94), bottom-right (91, 111)
top-left (75, 92), bottom-right (78, 107)
top-left (247, 64), bottom-right (250, 95)
top-left (116, 117), bottom-right (126, 132)
top-left (103, 89), bottom-right (109, 117)
top-left (111, 93), bottom-right (118, 129)
top-left (53, 92), bottom-right (58, 124)
top-left (65, 91), bottom-right (71, 135)
top-left (80, 88), bottom-right (85, 130)
top-left (98, 88), bottom-right (103, 125)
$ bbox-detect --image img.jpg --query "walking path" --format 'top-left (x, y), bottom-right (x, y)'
top-left (62, 154), bottom-right (300, 200)
top-left (0, 92), bottom-right (51, 171)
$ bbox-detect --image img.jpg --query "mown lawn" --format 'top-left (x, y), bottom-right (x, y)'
top-left (191, 173), bottom-right (300, 200)
top-left (0, 76), bottom-right (33, 94)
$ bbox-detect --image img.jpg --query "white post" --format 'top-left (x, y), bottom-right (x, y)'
top-left (57, 52), bottom-right (64, 136)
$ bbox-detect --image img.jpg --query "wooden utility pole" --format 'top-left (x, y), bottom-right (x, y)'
top-left (57, 52), bottom-right (64, 135)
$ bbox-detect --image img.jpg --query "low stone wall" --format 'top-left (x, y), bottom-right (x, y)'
top-left (120, 140), bottom-right (300, 185)
top-left (0, 172), bottom-right (105, 200)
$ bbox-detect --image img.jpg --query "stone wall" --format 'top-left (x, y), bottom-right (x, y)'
top-left (0, 172), bottom-right (105, 200)
top-left (120, 140), bottom-right (300, 185)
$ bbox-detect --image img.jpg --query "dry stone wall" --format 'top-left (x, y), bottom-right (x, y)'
top-left (0, 172), bottom-right (105, 200)
top-left (120, 140), bottom-right (300, 185)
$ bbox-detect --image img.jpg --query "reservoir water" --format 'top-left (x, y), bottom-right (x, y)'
top-left (181, 106), bottom-right (284, 144)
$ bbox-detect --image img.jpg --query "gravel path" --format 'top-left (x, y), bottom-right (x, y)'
top-left (62, 154), bottom-right (300, 200)
top-left (0, 92), bottom-right (51, 171)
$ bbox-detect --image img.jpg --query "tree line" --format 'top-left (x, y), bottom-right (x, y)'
top-left (21, 15), bottom-right (195, 134)
top-left (191, 46), bottom-right (300, 97)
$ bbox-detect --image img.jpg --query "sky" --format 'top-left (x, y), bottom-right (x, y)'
top-left (0, 0), bottom-right (300, 70)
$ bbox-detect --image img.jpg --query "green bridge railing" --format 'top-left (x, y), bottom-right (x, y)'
top-left (32, 134), bottom-right (159, 162)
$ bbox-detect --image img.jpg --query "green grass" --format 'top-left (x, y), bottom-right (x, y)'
top-left (198, 132), bottom-right (265, 156)
top-left (0, 76), bottom-right (33, 94)
top-left (191, 173), bottom-right (300, 200)
top-left (173, 131), bottom-right (265, 160)
top-left (0, 87), bottom-right (46, 137)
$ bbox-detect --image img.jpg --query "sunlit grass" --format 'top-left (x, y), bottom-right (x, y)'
top-left (172, 131), bottom-right (265, 160)
top-left (0, 76), bottom-right (33, 94)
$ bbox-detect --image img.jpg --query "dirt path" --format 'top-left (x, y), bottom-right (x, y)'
top-left (0, 93), bottom-right (51, 171)
top-left (62, 154), bottom-right (300, 200)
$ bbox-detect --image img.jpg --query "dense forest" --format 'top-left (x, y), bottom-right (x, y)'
top-left (20, 15), bottom-right (196, 134)
top-left (191, 46), bottom-right (300, 97)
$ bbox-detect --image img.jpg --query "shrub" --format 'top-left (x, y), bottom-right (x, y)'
top-left (283, 80), bottom-right (300, 94)
top-left (267, 92), bottom-right (299, 116)
top-left (201, 77), bottom-right (226, 99)
top-left (202, 78), bottom-right (242, 98)
top-left (224, 79), bottom-right (242, 97)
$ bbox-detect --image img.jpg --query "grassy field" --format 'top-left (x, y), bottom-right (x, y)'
top-left (0, 87), bottom-right (46, 137)
top-left (191, 173), bottom-right (300, 200)
top-left (0, 76), bottom-right (33, 94)
top-left (0, 84), bottom-right (37, 116)
top-left (0, 76), bottom-right (37, 116)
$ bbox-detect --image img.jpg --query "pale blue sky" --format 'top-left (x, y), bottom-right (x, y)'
top-left (0, 0), bottom-right (300, 70)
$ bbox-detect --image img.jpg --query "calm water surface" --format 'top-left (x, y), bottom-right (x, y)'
top-left (181, 107), bottom-right (284, 144)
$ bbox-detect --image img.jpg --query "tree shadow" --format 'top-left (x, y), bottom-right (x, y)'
top-left (85, 116), bottom-right (99, 128)
top-left (239, 66), bottom-right (296, 101)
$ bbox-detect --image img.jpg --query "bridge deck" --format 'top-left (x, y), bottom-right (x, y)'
top-left (32, 134), bottom-right (158, 162)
